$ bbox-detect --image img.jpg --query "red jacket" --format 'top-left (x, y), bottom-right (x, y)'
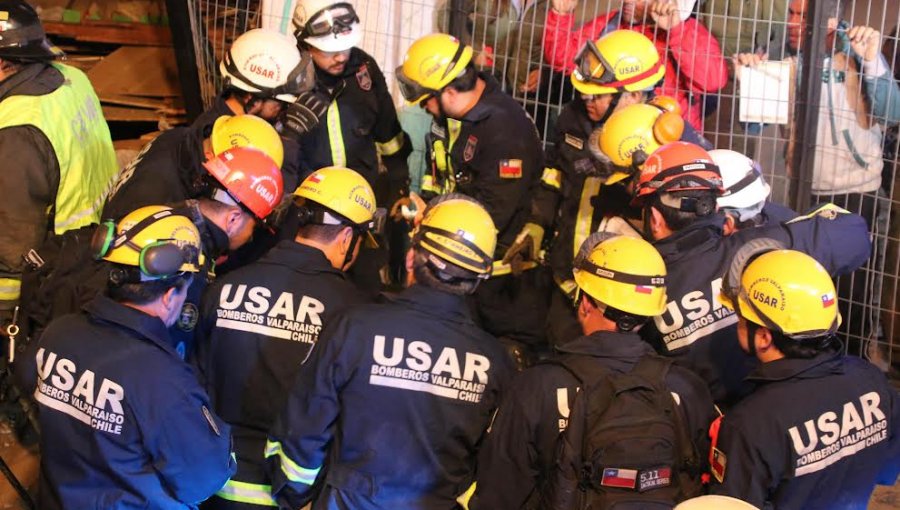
top-left (543, 9), bottom-right (727, 132)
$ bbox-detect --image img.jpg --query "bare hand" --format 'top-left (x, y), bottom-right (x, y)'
top-left (846, 25), bottom-right (881, 62)
top-left (731, 52), bottom-right (768, 80)
top-left (650, 1), bottom-right (682, 31)
top-left (551, 0), bottom-right (578, 15)
top-left (519, 68), bottom-right (541, 92)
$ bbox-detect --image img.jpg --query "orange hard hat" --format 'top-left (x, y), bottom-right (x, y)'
top-left (203, 146), bottom-right (284, 220)
top-left (633, 142), bottom-right (724, 206)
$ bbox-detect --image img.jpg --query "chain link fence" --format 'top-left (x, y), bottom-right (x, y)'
top-left (183, 0), bottom-right (900, 379)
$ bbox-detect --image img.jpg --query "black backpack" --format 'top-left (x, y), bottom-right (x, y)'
top-left (542, 355), bottom-right (702, 510)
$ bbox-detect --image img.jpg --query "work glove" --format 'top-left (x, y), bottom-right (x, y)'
top-left (501, 222), bottom-right (544, 276)
top-left (281, 90), bottom-right (329, 139)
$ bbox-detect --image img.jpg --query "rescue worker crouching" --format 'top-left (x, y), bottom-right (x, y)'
top-left (23, 206), bottom-right (236, 509)
top-left (265, 194), bottom-right (514, 509)
top-left (709, 248), bottom-right (899, 509)
top-left (196, 166), bottom-right (377, 509)
top-left (469, 234), bottom-right (715, 509)
top-left (397, 33), bottom-right (548, 364)
top-left (631, 141), bottom-right (872, 407)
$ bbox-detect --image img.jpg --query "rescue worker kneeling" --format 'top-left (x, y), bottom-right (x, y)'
top-left (709, 247), bottom-right (899, 509)
top-left (24, 206), bottom-right (236, 509)
top-left (265, 194), bottom-right (513, 509)
top-left (469, 234), bottom-right (716, 509)
top-left (196, 166), bottom-right (376, 509)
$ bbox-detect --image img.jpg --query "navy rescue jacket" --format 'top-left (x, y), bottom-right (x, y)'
top-left (640, 207), bottom-right (871, 406)
top-left (29, 295), bottom-right (235, 509)
top-left (265, 284), bottom-right (514, 510)
top-left (194, 240), bottom-right (368, 504)
top-left (710, 349), bottom-right (900, 509)
top-left (471, 332), bottom-right (717, 510)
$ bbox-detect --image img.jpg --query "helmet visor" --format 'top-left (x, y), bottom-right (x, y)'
top-left (572, 40), bottom-right (616, 86)
top-left (302, 3), bottom-right (359, 38)
top-left (396, 67), bottom-right (437, 102)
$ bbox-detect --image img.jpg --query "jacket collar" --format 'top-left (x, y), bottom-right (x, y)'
top-left (383, 284), bottom-right (475, 324)
top-left (653, 213), bottom-right (726, 262)
top-left (459, 72), bottom-right (503, 123)
top-left (262, 240), bottom-right (345, 278)
top-left (84, 295), bottom-right (179, 355)
top-left (177, 121), bottom-right (211, 196)
top-left (557, 330), bottom-right (657, 359)
top-left (0, 62), bottom-right (59, 101)
top-left (745, 348), bottom-right (844, 383)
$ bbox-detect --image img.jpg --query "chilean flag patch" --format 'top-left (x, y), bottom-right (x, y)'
top-left (600, 468), bottom-right (637, 489)
top-left (821, 293), bottom-right (835, 308)
top-left (498, 159), bottom-right (523, 179)
top-left (635, 285), bottom-right (653, 294)
top-left (308, 173), bottom-right (324, 184)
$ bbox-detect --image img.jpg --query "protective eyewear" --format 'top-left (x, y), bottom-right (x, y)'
top-left (572, 40), bottom-right (663, 91)
top-left (395, 41), bottom-right (467, 102)
top-left (298, 3), bottom-right (359, 39)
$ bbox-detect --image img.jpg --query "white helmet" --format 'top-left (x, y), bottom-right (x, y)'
top-left (220, 28), bottom-right (315, 102)
top-left (293, 0), bottom-right (362, 52)
top-left (710, 149), bottom-right (771, 220)
top-left (675, 495), bottom-right (759, 510)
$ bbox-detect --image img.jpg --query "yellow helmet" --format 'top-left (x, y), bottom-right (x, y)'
top-left (396, 33), bottom-right (473, 104)
top-left (92, 205), bottom-right (204, 278)
top-left (589, 101), bottom-right (684, 184)
top-left (412, 195), bottom-right (496, 278)
top-left (293, 166), bottom-right (377, 225)
top-left (210, 114), bottom-right (284, 169)
top-left (573, 234), bottom-right (667, 317)
top-left (571, 30), bottom-right (665, 96)
top-left (721, 248), bottom-right (840, 337)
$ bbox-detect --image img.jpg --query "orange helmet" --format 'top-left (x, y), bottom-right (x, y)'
top-left (203, 147), bottom-right (284, 220)
top-left (632, 142), bottom-right (724, 206)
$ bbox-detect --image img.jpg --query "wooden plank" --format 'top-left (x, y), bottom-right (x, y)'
top-left (43, 21), bottom-right (171, 46)
top-left (87, 45), bottom-right (181, 99)
top-left (98, 93), bottom-right (184, 114)
top-left (102, 104), bottom-right (184, 124)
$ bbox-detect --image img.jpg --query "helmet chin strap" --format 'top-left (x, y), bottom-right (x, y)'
top-left (340, 228), bottom-right (361, 271)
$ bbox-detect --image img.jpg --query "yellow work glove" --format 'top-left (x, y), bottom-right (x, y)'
top-left (456, 482), bottom-right (476, 510)
top-left (501, 223), bottom-right (544, 276)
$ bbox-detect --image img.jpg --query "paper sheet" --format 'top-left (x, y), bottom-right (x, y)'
top-left (739, 60), bottom-right (792, 125)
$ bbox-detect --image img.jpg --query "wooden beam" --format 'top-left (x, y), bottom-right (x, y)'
top-left (44, 21), bottom-right (171, 46)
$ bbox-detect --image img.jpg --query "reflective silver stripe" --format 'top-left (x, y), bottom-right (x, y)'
top-left (326, 101), bottom-right (346, 167)
top-left (264, 440), bottom-right (320, 485)
top-left (0, 278), bottom-right (21, 301)
top-left (215, 480), bottom-right (278, 506)
top-left (53, 189), bottom-right (107, 233)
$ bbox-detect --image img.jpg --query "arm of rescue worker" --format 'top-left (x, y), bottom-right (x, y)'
top-left (529, 127), bottom-right (566, 232)
top-left (708, 417), bottom-right (775, 508)
top-left (266, 314), bottom-right (357, 507)
top-left (0, 126), bottom-right (58, 317)
top-left (667, 366), bottom-right (718, 473)
top-left (469, 373), bottom-right (545, 509)
top-left (543, 6), bottom-right (617, 74)
top-left (141, 371), bottom-right (236, 504)
top-left (876, 386), bottom-right (900, 485)
top-left (370, 60), bottom-right (412, 200)
top-left (667, 18), bottom-right (729, 94)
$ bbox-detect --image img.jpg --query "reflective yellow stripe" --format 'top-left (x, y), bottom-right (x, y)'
top-left (54, 186), bottom-right (108, 232)
top-left (445, 119), bottom-right (462, 192)
top-left (376, 132), bottom-right (404, 156)
top-left (786, 203), bottom-right (850, 224)
top-left (421, 175), bottom-right (440, 194)
top-left (557, 278), bottom-right (578, 296)
top-left (263, 440), bottom-right (320, 485)
top-left (216, 480), bottom-right (278, 506)
top-left (326, 101), bottom-right (346, 167)
top-left (541, 167), bottom-right (562, 190)
top-left (574, 177), bottom-right (602, 257)
top-left (490, 260), bottom-right (537, 277)
top-left (0, 277), bottom-right (21, 302)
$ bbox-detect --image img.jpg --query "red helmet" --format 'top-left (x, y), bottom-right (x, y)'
top-left (203, 147), bottom-right (284, 220)
top-left (632, 142), bottom-right (724, 206)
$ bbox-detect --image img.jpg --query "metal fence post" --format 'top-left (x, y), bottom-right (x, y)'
top-left (166, 0), bottom-right (205, 122)
top-left (446, 0), bottom-right (468, 39)
top-left (789, 0), bottom-right (838, 211)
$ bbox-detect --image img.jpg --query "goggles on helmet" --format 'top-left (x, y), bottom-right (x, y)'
top-left (395, 41), bottom-right (467, 102)
top-left (222, 49), bottom-right (315, 100)
top-left (298, 3), bottom-right (359, 39)
top-left (572, 40), bottom-right (663, 92)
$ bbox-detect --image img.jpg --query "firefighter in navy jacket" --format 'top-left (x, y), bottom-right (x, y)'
top-left (26, 206), bottom-right (235, 509)
top-left (470, 234), bottom-right (716, 509)
top-left (195, 167), bottom-right (376, 508)
top-left (631, 142), bottom-right (871, 406)
top-left (265, 195), bottom-right (513, 509)
top-left (396, 33), bottom-right (546, 358)
top-left (709, 248), bottom-right (899, 509)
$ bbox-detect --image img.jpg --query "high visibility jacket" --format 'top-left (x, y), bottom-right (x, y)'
top-left (640, 206), bottom-right (872, 406)
top-left (194, 241), bottom-right (367, 508)
top-left (29, 295), bottom-right (236, 509)
top-left (709, 350), bottom-right (900, 509)
top-left (0, 62), bottom-right (117, 306)
top-left (265, 285), bottom-right (514, 509)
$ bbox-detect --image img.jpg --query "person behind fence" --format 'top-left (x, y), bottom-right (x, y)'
top-left (516, 28), bottom-right (712, 349)
top-left (733, 0), bottom-right (900, 351)
top-left (24, 206), bottom-right (236, 509)
top-left (265, 195), bottom-right (513, 509)
top-left (292, 0), bottom-right (411, 293)
top-left (396, 33), bottom-right (549, 367)
top-left (709, 248), bottom-right (899, 509)
top-left (467, 234), bottom-right (715, 510)
top-left (0, 0), bottom-right (118, 351)
top-left (195, 167), bottom-right (376, 509)
top-left (631, 141), bottom-right (872, 407)
top-left (710, 149), bottom-right (797, 235)
top-left (544, 0), bottom-right (728, 133)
